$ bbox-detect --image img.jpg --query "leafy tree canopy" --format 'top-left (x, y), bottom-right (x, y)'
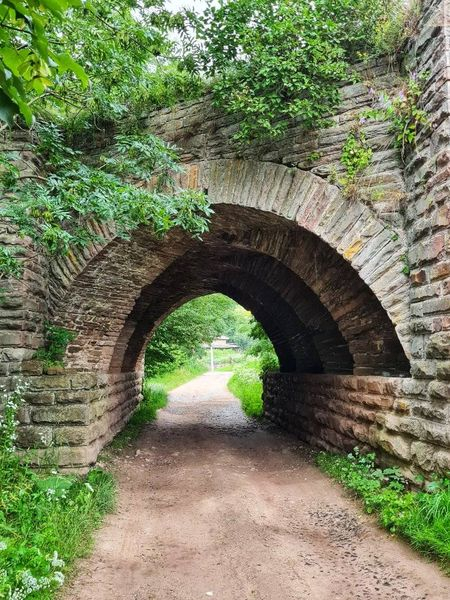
top-left (0, 0), bottom-right (203, 129)
top-left (194, 0), bottom-right (413, 143)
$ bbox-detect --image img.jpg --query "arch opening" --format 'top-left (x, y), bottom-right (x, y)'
top-left (99, 205), bottom-right (409, 379)
top-left (35, 172), bottom-right (413, 467)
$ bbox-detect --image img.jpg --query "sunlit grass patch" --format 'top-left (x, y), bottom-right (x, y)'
top-left (228, 361), bottom-right (264, 418)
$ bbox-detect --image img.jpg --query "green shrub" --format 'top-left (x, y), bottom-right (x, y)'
top-left (317, 448), bottom-right (450, 571)
top-left (34, 322), bottom-right (77, 368)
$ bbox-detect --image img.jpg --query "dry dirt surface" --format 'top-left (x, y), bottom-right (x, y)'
top-left (64, 372), bottom-right (450, 600)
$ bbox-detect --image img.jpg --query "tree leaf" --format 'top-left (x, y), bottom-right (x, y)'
top-left (53, 52), bottom-right (89, 87)
top-left (0, 90), bottom-right (18, 126)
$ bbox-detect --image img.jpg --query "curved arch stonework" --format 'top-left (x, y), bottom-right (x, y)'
top-left (1, 0), bottom-right (449, 474)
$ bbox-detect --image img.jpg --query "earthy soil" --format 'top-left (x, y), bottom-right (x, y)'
top-left (64, 372), bottom-right (450, 600)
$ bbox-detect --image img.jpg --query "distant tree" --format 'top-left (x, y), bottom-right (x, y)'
top-left (145, 294), bottom-right (249, 376)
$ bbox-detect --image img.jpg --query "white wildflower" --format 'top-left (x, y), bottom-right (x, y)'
top-left (50, 551), bottom-right (65, 568)
top-left (53, 571), bottom-right (65, 586)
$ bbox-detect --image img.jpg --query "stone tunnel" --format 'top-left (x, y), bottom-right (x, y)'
top-left (1, 0), bottom-right (449, 475)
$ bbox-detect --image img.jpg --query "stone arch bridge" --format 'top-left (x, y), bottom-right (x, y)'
top-left (1, 0), bottom-right (449, 474)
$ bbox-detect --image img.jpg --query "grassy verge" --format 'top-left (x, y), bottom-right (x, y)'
top-left (317, 448), bottom-right (450, 572)
top-left (150, 360), bottom-right (207, 391)
top-left (227, 360), bottom-right (264, 418)
top-left (0, 386), bottom-right (116, 599)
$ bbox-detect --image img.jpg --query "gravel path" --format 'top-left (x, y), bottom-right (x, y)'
top-left (64, 372), bottom-right (450, 600)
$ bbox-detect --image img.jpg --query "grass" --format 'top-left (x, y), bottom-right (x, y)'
top-left (1, 361), bottom-right (208, 598)
top-left (150, 360), bottom-right (207, 391)
top-left (227, 360), bottom-right (264, 418)
top-left (0, 387), bottom-right (116, 599)
top-left (317, 448), bottom-right (450, 573)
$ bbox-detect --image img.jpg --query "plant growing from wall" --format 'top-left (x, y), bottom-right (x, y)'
top-left (339, 128), bottom-right (373, 199)
top-left (0, 124), bottom-right (211, 268)
top-left (194, 0), bottom-right (412, 144)
top-left (34, 322), bottom-right (77, 368)
top-left (365, 73), bottom-right (429, 161)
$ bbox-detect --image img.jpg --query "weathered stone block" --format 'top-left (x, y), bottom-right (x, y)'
top-left (17, 426), bottom-right (52, 448)
top-left (428, 380), bottom-right (450, 399)
top-left (70, 373), bottom-right (100, 390)
top-left (32, 404), bottom-right (89, 425)
top-left (427, 332), bottom-right (450, 358)
top-left (53, 426), bottom-right (91, 446)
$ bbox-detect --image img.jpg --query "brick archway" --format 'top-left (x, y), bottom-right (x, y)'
top-left (14, 159), bottom-right (421, 468)
top-left (50, 160), bottom-right (410, 376)
top-left (3, 0), bottom-right (449, 474)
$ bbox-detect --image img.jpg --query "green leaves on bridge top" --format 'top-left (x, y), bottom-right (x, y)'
top-left (0, 124), bottom-right (211, 268)
top-left (194, 0), bottom-right (415, 144)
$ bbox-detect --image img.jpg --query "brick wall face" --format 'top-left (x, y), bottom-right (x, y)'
top-left (403, 0), bottom-right (450, 384)
top-left (264, 372), bottom-right (450, 474)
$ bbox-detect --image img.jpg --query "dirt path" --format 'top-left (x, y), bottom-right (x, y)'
top-left (64, 372), bottom-right (450, 600)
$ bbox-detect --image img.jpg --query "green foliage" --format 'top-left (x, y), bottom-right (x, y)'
top-left (34, 322), bottom-right (77, 368)
top-left (401, 254), bottom-right (411, 276)
top-left (0, 0), bottom-right (88, 126)
top-left (1, 124), bottom-right (211, 260)
top-left (195, 0), bottom-right (409, 144)
top-left (339, 128), bottom-right (373, 199)
top-left (0, 0), bottom-right (203, 129)
top-left (0, 381), bottom-right (116, 599)
top-left (228, 361), bottom-right (264, 418)
top-left (138, 63), bottom-right (205, 112)
top-left (145, 294), bottom-right (248, 377)
top-left (317, 448), bottom-right (450, 570)
top-left (0, 245), bottom-right (23, 281)
top-left (307, 151), bottom-right (322, 164)
top-left (247, 319), bottom-right (279, 375)
top-left (0, 151), bottom-right (20, 190)
top-left (365, 73), bottom-right (429, 160)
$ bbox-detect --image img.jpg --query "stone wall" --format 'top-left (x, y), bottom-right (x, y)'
top-left (264, 372), bottom-right (450, 475)
top-left (403, 0), bottom-right (450, 384)
top-left (143, 58), bottom-right (406, 228)
top-left (0, 130), bottom-right (47, 378)
top-left (16, 365), bottom-right (142, 469)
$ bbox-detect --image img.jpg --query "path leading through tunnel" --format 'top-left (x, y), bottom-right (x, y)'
top-left (64, 372), bottom-right (450, 600)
